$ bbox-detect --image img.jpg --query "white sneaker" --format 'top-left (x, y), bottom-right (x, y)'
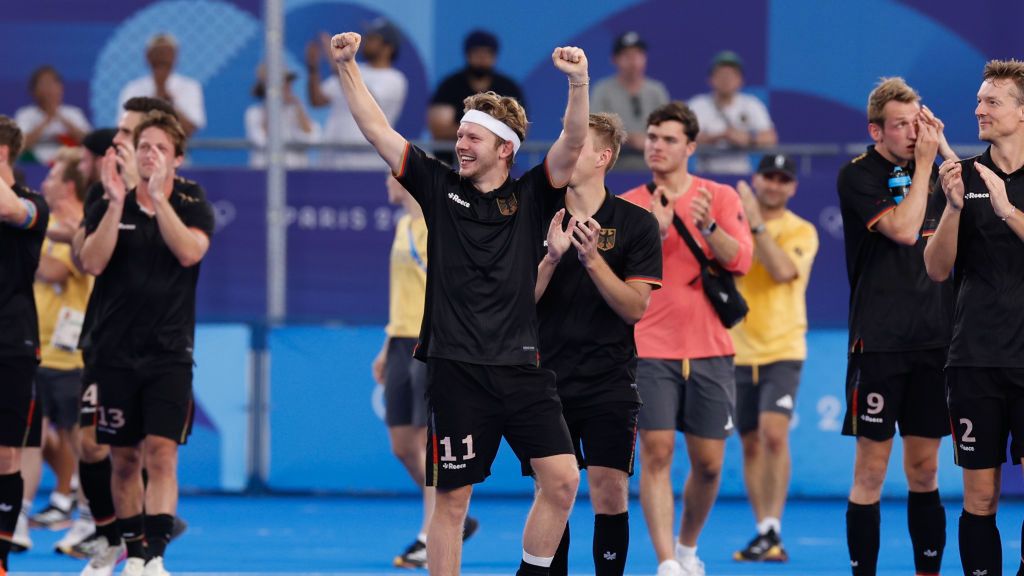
top-left (143, 556), bottom-right (171, 576)
top-left (678, 554), bottom-right (706, 576)
top-left (56, 517), bottom-right (96, 555)
top-left (656, 559), bottom-right (685, 576)
top-left (11, 510), bottom-right (32, 552)
top-left (118, 557), bottom-right (145, 576)
top-left (81, 541), bottom-right (125, 576)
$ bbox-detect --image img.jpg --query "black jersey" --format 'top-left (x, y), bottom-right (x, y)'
top-left (395, 143), bottom-right (563, 366)
top-left (537, 190), bottom-right (662, 405)
top-left (0, 184), bottom-right (49, 358)
top-left (80, 178), bottom-right (214, 368)
top-left (939, 149), bottom-right (1024, 368)
top-left (837, 145), bottom-right (952, 352)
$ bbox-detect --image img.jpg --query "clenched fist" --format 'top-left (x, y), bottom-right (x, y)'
top-left (552, 46), bottom-right (588, 82)
top-left (330, 32), bottom-right (361, 64)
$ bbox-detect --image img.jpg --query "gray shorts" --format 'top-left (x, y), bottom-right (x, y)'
top-left (636, 357), bottom-right (736, 439)
top-left (383, 338), bottom-right (428, 427)
top-left (37, 367), bottom-right (83, 431)
top-left (735, 361), bottom-right (803, 434)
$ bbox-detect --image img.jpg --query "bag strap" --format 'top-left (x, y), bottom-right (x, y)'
top-left (646, 181), bottom-right (711, 268)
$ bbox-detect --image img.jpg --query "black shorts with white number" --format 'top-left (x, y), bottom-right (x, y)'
top-left (92, 364), bottom-right (194, 446)
top-left (841, 348), bottom-right (950, 440)
top-left (948, 367), bottom-right (1024, 469)
top-left (425, 358), bottom-right (574, 489)
top-left (80, 367), bottom-right (99, 428)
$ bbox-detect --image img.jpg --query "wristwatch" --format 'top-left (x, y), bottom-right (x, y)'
top-left (751, 223), bottom-right (766, 235)
top-left (700, 220), bottom-right (718, 237)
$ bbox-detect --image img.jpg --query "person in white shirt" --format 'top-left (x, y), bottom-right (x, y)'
top-left (15, 66), bottom-right (91, 165)
top-left (306, 18), bottom-right (407, 170)
top-left (688, 51), bottom-right (777, 175)
top-left (245, 67), bottom-right (320, 168)
top-left (117, 33), bottom-right (206, 137)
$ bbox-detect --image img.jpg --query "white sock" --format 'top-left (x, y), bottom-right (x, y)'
top-left (416, 532), bottom-right (427, 544)
top-left (675, 542), bottom-right (697, 560)
top-left (522, 550), bottom-right (553, 568)
top-left (49, 491), bottom-right (73, 511)
top-left (22, 499), bottom-right (32, 513)
top-left (757, 516), bottom-right (781, 535)
top-left (658, 559), bottom-right (682, 571)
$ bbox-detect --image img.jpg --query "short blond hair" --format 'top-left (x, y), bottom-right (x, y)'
top-left (867, 77), bottom-right (919, 125)
top-left (588, 113), bottom-right (626, 172)
top-left (52, 146), bottom-right (86, 202)
top-left (983, 59), bottom-right (1024, 106)
top-left (463, 91), bottom-right (528, 166)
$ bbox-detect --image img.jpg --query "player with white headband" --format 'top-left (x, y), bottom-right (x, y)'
top-left (328, 30), bottom-right (590, 576)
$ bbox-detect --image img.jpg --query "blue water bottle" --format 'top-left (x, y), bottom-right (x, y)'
top-left (888, 165), bottom-right (911, 204)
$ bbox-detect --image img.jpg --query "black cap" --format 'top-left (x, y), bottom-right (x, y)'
top-left (464, 30), bottom-right (498, 54)
top-left (82, 128), bottom-right (118, 157)
top-left (613, 31), bottom-right (647, 55)
top-left (757, 154), bottom-right (797, 179)
top-left (365, 17), bottom-right (401, 48)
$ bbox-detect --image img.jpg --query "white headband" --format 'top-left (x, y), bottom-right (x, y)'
top-left (461, 110), bottom-right (522, 155)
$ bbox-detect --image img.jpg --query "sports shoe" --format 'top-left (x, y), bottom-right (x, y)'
top-left (142, 556), bottom-right (170, 576)
top-left (733, 528), bottom-right (788, 562)
top-left (72, 531), bottom-right (111, 559)
top-left (393, 539), bottom-right (427, 569)
top-left (11, 510), bottom-right (31, 552)
top-left (118, 557), bottom-right (145, 576)
top-left (678, 554), bottom-right (706, 576)
top-left (462, 516), bottom-right (479, 541)
top-left (55, 517), bottom-right (96, 556)
top-left (656, 559), bottom-right (684, 576)
top-left (170, 517), bottom-right (187, 542)
top-left (81, 541), bottom-right (126, 576)
top-left (30, 502), bottom-right (74, 530)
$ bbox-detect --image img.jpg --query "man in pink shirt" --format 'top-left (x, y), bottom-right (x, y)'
top-left (621, 101), bottom-right (753, 576)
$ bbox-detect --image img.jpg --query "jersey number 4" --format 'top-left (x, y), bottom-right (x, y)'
top-left (438, 435), bottom-right (476, 462)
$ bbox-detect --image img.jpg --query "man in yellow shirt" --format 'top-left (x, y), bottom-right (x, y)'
top-left (17, 147), bottom-right (92, 553)
top-left (730, 154), bottom-right (818, 562)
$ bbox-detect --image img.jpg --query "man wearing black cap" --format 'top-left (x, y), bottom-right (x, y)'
top-left (592, 32), bottom-right (669, 156)
top-left (688, 51), bottom-right (776, 175)
top-left (427, 29), bottom-right (525, 164)
top-left (730, 154), bottom-right (817, 562)
top-left (80, 129), bottom-right (118, 190)
top-left (307, 17), bottom-right (406, 169)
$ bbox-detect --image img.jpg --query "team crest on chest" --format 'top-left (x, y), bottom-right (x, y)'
top-left (496, 194), bottom-right (519, 216)
top-left (597, 228), bottom-right (617, 251)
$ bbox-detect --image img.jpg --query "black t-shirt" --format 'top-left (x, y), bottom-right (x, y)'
top-left (430, 69), bottom-right (526, 124)
top-left (837, 145), bottom-right (952, 352)
top-left (0, 184), bottom-right (49, 358)
top-left (395, 143), bottom-right (562, 366)
top-left (80, 178), bottom-right (215, 368)
top-left (537, 190), bottom-right (662, 405)
top-left (938, 149), bottom-right (1024, 368)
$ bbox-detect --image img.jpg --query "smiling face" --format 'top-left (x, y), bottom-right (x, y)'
top-left (644, 120), bottom-right (694, 176)
top-left (869, 100), bottom-right (920, 165)
top-left (752, 171), bottom-right (797, 210)
top-left (976, 78), bottom-right (1024, 143)
top-left (455, 121), bottom-right (511, 181)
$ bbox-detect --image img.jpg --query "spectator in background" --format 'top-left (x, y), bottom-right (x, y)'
top-left (78, 128), bottom-right (118, 189)
top-left (15, 66), bottom-right (91, 165)
top-left (591, 32), bottom-right (669, 162)
top-left (245, 66), bottom-right (320, 168)
top-left (117, 33), bottom-right (206, 137)
top-left (307, 18), bottom-right (406, 169)
top-left (427, 30), bottom-right (525, 164)
top-left (688, 51), bottom-right (776, 175)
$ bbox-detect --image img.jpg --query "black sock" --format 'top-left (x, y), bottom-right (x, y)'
top-left (960, 510), bottom-right (1001, 576)
top-left (517, 559), bottom-right (550, 575)
top-left (847, 500), bottom-right (880, 576)
top-left (549, 523), bottom-right (569, 576)
top-left (145, 513), bottom-right (174, 559)
top-left (80, 458), bottom-right (119, 544)
top-left (120, 514), bottom-right (146, 560)
top-left (593, 513), bottom-right (628, 576)
top-left (0, 472), bottom-right (24, 570)
top-left (907, 490), bottom-right (945, 574)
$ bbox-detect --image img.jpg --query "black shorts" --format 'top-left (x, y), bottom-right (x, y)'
top-left (93, 364), bottom-right (194, 446)
top-left (522, 399), bottom-right (641, 476)
top-left (947, 367), bottom-right (1024, 470)
top-left (841, 349), bottom-right (950, 440)
top-left (384, 338), bottom-right (428, 428)
top-left (80, 366), bottom-right (99, 428)
top-left (735, 361), bottom-right (802, 434)
top-left (425, 358), bottom-right (574, 489)
top-left (36, 367), bottom-right (82, 430)
top-left (0, 356), bottom-right (42, 448)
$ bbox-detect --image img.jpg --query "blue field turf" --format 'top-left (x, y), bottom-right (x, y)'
top-left (13, 494), bottom-right (1024, 575)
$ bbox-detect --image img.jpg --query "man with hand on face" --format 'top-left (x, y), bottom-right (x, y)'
top-left (328, 28), bottom-right (589, 576)
top-left (78, 111), bottom-right (214, 576)
top-left (533, 112), bottom-right (662, 576)
top-left (118, 34), bottom-right (205, 138)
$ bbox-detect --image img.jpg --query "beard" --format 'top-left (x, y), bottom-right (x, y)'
top-left (467, 65), bottom-right (492, 80)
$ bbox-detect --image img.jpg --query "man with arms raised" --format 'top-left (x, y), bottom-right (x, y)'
top-left (329, 31), bottom-right (589, 576)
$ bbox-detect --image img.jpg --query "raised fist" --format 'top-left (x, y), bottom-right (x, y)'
top-left (330, 32), bottom-right (361, 64)
top-left (552, 46), bottom-right (588, 82)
